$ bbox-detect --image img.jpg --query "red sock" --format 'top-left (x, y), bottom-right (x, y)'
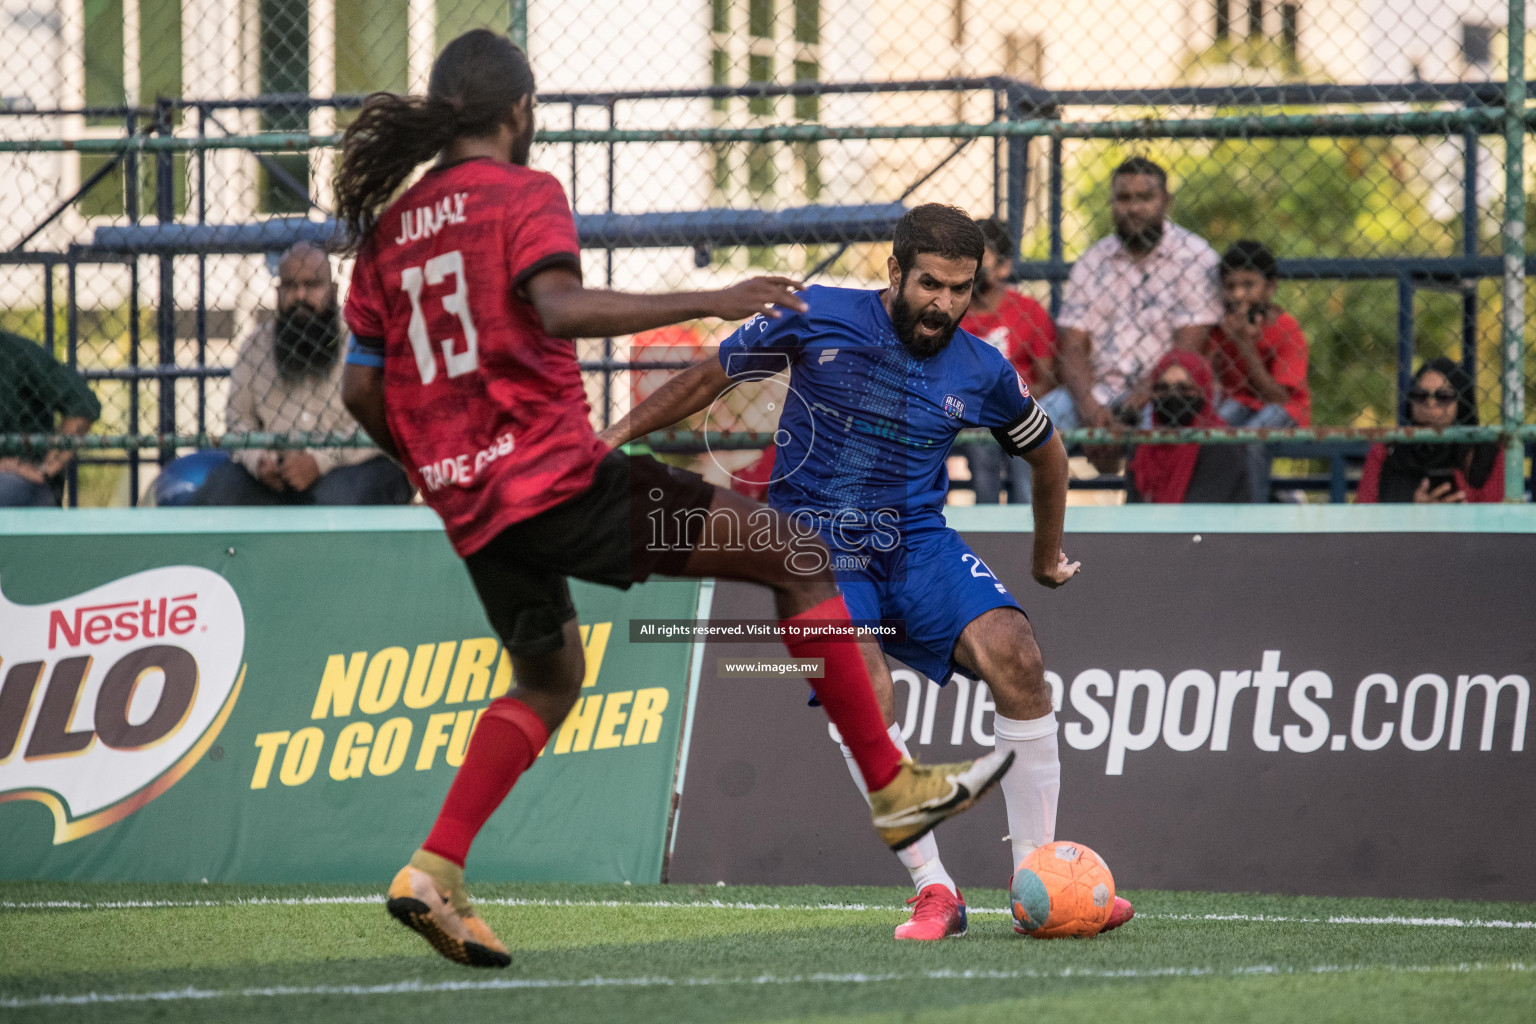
top-left (782, 594), bottom-right (901, 791)
top-left (422, 696), bottom-right (549, 867)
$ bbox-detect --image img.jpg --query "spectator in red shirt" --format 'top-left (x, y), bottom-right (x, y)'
top-left (958, 218), bottom-right (1056, 504)
top-left (1356, 357), bottom-right (1504, 503)
top-left (1206, 240), bottom-right (1310, 502)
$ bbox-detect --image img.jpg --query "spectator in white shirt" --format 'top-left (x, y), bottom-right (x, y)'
top-left (1039, 157), bottom-right (1223, 446)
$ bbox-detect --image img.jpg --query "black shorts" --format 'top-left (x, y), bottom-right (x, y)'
top-left (463, 451), bottom-right (716, 658)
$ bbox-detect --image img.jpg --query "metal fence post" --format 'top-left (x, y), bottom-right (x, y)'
top-left (1461, 102), bottom-right (1480, 386)
top-left (1003, 83), bottom-right (1029, 279)
top-left (1048, 134), bottom-right (1064, 318)
top-left (1502, 0), bottom-right (1528, 501)
top-left (66, 257), bottom-right (78, 507)
top-left (603, 100), bottom-right (616, 427)
top-left (511, 0), bottom-right (528, 50)
top-left (155, 98), bottom-right (177, 468)
top-left (1396, 275), bottom-right (1415, 423)
top-left (125, 112), bottom-right (141, 504)
top-left (196, 103), bottom-right (208, 435)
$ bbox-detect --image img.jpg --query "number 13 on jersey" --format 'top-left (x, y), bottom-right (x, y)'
top-left (401, 249), bottom-right (479, 383)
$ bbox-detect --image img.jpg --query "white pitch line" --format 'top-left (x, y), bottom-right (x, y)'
top-left (0, 962), bottom-right (1528, 1010)
top-left (3, 896), bottom-right (1534, 931)
top-left (1140, 912), bottom-right (1536, 930)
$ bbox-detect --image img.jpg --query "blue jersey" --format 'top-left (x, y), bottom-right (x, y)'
top-left (717, 285), bottom-right (1052, 552)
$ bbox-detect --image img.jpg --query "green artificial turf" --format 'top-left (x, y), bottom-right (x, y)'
top-left (1, 883), bottom-right (1532, 1023)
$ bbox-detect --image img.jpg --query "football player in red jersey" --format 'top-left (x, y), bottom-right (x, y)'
top-left (336, 29), bottom-right (1013, 968)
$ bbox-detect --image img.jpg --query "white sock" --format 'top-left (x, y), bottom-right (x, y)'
top-left (841, 723), bottom-right (957, 897)
top-left (993, 711), bottom-right (1061, 872)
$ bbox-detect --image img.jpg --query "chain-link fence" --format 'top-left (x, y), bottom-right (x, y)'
top-left (0, 0), bottom-right (1529, 505)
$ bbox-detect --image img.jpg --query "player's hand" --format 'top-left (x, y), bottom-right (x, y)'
top-left (710, 277), bottom-right (809, 321)
top-left (280, 451), bottom-right (322, 492)
top-left (1033, 551), bottom-right (1081, 589)
top-left (1414, 478), bottom-right (1465, 504)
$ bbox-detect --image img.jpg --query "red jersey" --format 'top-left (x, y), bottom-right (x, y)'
top-left (345, 158), bottom-right (607, 556)
top-left (1208, 312), bottom-right (1311, 426)
top-left (960, 290), bottom-right (1056, 389)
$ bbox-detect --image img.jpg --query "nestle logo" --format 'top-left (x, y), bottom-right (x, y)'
top-left (48, 594), bottom-right (199, 650)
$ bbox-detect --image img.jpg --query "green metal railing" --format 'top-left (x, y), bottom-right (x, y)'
top-left (0, 108), bottom-right (1527, 154)
top-left (5, 425), bottom-right (1534, 457)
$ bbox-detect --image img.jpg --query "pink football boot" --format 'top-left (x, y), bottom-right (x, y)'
top-left (894, 884), bottom-right (968, 940)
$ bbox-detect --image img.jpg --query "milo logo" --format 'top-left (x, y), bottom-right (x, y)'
top-left (0, 567), bottom-right (245, 843)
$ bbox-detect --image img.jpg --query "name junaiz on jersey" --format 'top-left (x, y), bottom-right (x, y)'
top-left (393, 192), bottom-right (470, 246)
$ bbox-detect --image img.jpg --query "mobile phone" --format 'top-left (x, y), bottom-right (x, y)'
top-left (1424, 467), bottom-right (1459, 489)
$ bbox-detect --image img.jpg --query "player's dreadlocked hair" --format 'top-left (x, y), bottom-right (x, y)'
top-left (892, 204), bottom-right (985, 276)
top-left (334, 29), bottom-right (536, 253)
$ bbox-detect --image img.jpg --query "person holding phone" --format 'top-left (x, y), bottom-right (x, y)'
top-left (1204, 240), bottom-right (1310, 502)
top-left (1356, 357), bottom-right (1504, 503)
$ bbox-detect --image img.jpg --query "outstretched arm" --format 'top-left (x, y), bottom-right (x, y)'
top-left (598, 356), bottom-right (733, 450)
top-left (525, 267), bottom-right (807, 340)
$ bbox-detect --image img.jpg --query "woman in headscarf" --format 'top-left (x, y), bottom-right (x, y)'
top-left (1127, 350), bottom-right (1249, 503)
top-left (1356, 357), bottom-right (1504, 503)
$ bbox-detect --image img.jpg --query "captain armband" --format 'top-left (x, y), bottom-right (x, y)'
top-left (992, 402), bottom-right (1054, 456)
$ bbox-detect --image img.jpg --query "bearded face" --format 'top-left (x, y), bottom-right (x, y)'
top-left (274, 300), bottom-right (342, 379)
top-left (886, 255), bottom-right (974, 359)
top-left (1110, 172), bottom-right (1170, 256)
top-left (889, 286), bottom-right (961, 358)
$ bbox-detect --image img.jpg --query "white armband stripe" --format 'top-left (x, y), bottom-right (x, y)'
top-left (996, 402), bottom-right (1052, 455)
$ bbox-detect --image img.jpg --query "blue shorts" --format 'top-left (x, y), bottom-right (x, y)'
top-left (836, 527), bottom-right (1024, 685)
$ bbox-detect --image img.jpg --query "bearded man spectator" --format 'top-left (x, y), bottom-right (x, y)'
top-left (1041, 157), bottom-right (1222, 470)
top-left (193, 241), bottom-right (411, 505)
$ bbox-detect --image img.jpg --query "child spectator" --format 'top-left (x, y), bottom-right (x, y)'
top-left (1206, 240), bottom-right (1310, 502)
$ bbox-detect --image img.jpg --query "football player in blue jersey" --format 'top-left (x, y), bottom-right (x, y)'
top-left (600, 204), bottom-right (1133, 940)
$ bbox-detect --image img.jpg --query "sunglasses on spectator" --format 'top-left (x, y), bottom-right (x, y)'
top-left (1408, 388), bottom-right (1457, 405)
top-left (1150, 383), bottom-right (1201, 396)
